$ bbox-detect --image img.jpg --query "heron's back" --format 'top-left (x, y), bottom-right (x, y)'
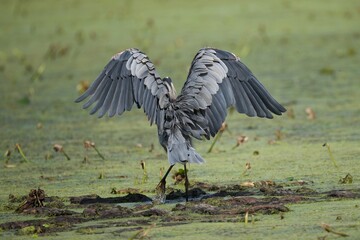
top-left (158, 104), bottom-right (207, 164)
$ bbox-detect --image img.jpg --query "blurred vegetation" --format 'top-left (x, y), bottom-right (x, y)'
top-left (0, 0), bottom-right (359, 239)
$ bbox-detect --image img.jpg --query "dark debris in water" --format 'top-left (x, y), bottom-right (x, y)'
top-left (166, 187), bottom-right (206, 200)
top-left (2, 184), bottom-right (360, 236)
top-left (70, 193), bottom-right (152, 204)
top-left (326, 189), bottom-right (360, 198)
top-left (16, 188), bottom-right (45, 213)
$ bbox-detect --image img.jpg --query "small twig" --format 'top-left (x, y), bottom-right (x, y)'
top-left (321, 223), bottom-right (349, 237)
top-left (208, 131), bottom-right (223, 153)
top-left (244, 211), bottom-right (249, 224)
top-left (208, 122), bottom-right (228, 153)
top-left (141, 160), bottom-right (148, 183)
top-left (322, 143), bottom-right (338, 168)
top-left (149, 143), bottom-right (154, 153)
top-left (62, 151), bottom-right (71, 161)
top-left (129, 223), bottom-right (156, 240)
top-left (242, 162), bottom-right (251, 176)
top-left (53, 144), bottom-right (70, 160)
top-left (93, 146), bottom-right (105, 160)
top-left (4, 149), bottom-right (11, 164)
top-left (84, 140), bottom-right (105, 160)
top-left (232, 135), bottom-right (249, 150)
top-left (15, 144), bottom-right (29, 162)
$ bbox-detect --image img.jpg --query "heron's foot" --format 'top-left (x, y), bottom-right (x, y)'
top-left (153, 180), bottom-right (166, 204)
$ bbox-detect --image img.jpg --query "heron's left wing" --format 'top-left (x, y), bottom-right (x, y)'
top-left (75, 48), bottom-right (170, 126)
top-left (176, 48), bottom-right (286, 137)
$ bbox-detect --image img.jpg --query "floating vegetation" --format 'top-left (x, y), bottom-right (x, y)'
top-left (305, 107), bottom-right (316, 120)
top-left (18, 88), bottom-right (35, 105)
top-left (244, 211), bottom-right (249, 224)
top-left (207, 122), bottom-right (228, 153)
top-left (242, 162), bottom-right (252, 176)
top-left (83, 140), bottom-right (105, 160)
top-left (286, 107), bottom-right (295, 119)
top-left (320, 223), bottom-right (349, 237)
top-left (149, 143), bottom-right (154, 153)
top-left (322, 143), bottom-right (338, 168)
top-left (4, 149), bottom-right (11, 164)
top-left (111, 187), bottom-right (141, 195)
top-left (75, 30), bottom-right (85, 45)
top-left (129, 224), bottom-right (156, 240)
top-left (11, 48), bottom-right (26, 63)
top-left (15, 143), bottom-right (29, 163)
top-left (319, 67), bottom-right (335, 76)
top-left (339, 173), bottom-right (353, 184)
top-left (1, 0), bottom-right (360, 238)
top-left (336, 47), bottom-right (356, 58)
top-left (232, 135), bottom-right (249, 149)
top-left (172, 168), bottom-right (187, 184)
top-left (30, 64), bottom-right (46, 81)
top-left (253, 150), bottom-right (260, 156)
top-left (275, 129), bottom-right (284, 140)
top-left (44, 43), bottom-right (70, 60)
top-left (140, 160), bottom-right (148, 183)
top-left (53, 144), bottom-right (70, 160)
top-left (76, 80), bottom-right (89, 94)
top-left (44, 152), bottom-right (53, 160)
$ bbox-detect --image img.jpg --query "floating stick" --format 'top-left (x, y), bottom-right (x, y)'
top-left (15, 144), bottom-right (29, 162)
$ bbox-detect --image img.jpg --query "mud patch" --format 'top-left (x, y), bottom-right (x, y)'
top-left (1, 183), bottom-right (360, 236)
top-left (70, 193), bottom-right (152, 204)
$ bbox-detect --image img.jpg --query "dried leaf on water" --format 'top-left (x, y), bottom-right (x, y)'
top-left (305, 107), bottom-right (316, 120)
top-left (320, 223), bottom-right (349, 237)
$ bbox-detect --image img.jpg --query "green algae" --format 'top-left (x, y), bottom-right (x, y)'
top-left (1, 0), bottom-right (360, 239)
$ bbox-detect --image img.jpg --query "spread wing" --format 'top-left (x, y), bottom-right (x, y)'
top-left (176, 48), bottom-right (286, 137)
top-left (75, 48), bottom-right (170, 125)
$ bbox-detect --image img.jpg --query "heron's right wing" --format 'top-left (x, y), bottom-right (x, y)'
top-left (176, 48), bottom-right (286, 137)
top-left (75, 48), bottom-right (170, 126)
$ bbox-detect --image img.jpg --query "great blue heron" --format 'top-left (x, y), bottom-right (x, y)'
top-left (75, 48), bottom-right (286, 202)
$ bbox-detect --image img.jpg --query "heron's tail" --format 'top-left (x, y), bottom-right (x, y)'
top-left (167, 129), bottom-right (205, 165)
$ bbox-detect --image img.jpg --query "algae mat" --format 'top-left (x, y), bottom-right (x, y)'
top-left (1, 0), bottom-right (360, 239)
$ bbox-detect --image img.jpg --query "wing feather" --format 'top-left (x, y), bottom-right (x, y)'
top-left (89, 79), bottom-right (112, 115)
top-left (98, 79), bottom-right (116, 117)
top-left (108, 78), bottom-right (121, 117)
top-left (176, 48), bottom-right (286, 138)
top-left (75, 48), bottom-right (169, 125)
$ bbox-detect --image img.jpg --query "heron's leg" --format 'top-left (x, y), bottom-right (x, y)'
top-left (154, 164), bottom-right (174, 203)
top-left (157, 164), bottom-right (174, 188)
top-left (184, 162), bottom-right (189, 202)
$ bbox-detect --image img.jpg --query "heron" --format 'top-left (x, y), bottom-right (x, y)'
top-left (75, 48), bottom-right (286, 202)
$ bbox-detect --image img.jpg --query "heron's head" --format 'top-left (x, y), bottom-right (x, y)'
top-left (163, 77), bottom-right (177, 100)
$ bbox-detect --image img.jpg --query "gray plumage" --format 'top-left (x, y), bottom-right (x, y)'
top-left (76, 48), bottom-right (286, 166)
